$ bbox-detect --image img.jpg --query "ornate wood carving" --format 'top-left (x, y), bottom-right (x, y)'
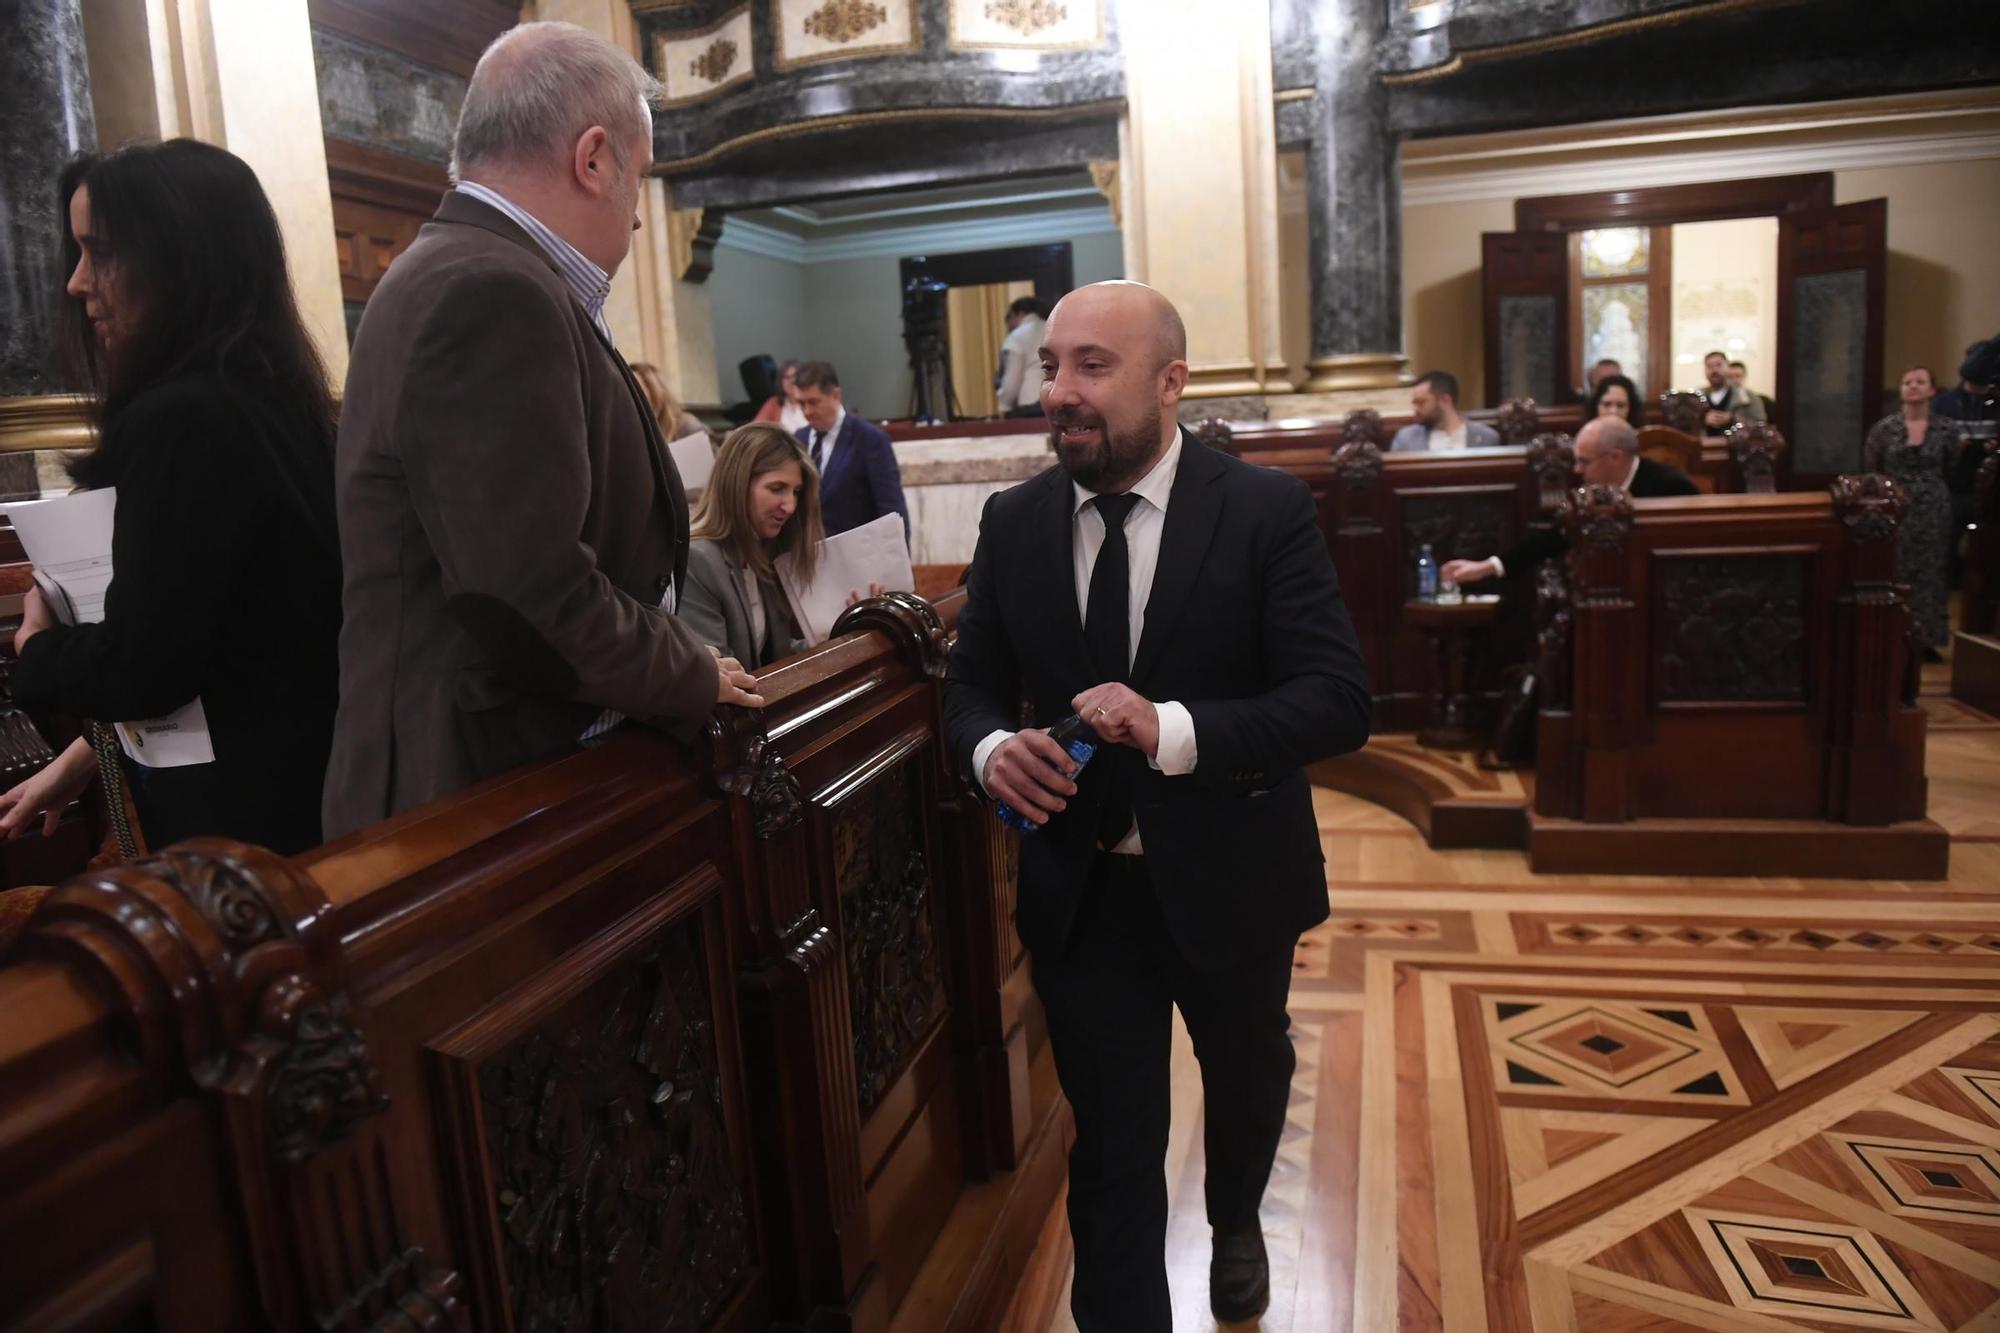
top-left (18, 840), bottom-right (456, 1329)
top-left (1192, 417), bottom-right (1235, 456)
top-left (714, 728), bottom-right (804, 839)
top-left (833, 589), bottom-right (950, 678)
top-left (1341, 408), bottom-right (1387, 450)
top-left (1656, 555), bottom-right (1809, 702)
top-left (1566, 484), bottom-right (1634, 555)
top-left (1830, 472), bottom-right (1907, 547)
top-left (1534, 563), bottom-right (1572, 709)
top-left (1401, 492), bottom-right (1511, 574)
top-left (478, 923), bottom-right (752, 1331)
top-left (1497, 398), bottom-right (1541, 445)
top-left (1527, 432), bottom-right (1576, 513)
top-left (1658, 391), bottom-right (1706, 436)
top-left (1727, 421), bottom-right (1785, 494)
top-left (1333, 438), bottom-right (1383, 489)
top-left (835, 763), bottom-right (946, 1115)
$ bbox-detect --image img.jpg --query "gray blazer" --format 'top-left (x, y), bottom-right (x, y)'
top-left (680, 539), bottom-right (805, 670)
top-left (1390, 419), bottom-right (1503, 452)
top-left (322, 191), bottom-right (719, 838)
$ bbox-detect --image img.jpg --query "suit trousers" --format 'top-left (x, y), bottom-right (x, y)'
top-left (1032, 851), bottom-right (1298, 1332)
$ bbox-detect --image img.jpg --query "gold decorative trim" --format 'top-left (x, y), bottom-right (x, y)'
top-left (773, 0), bottom-right (919, 71)
top-left (0, 395), bottom-right (93, 455)
top-left (1086, 158), bottom-right (1121, 227)
top-left (947, 0), bottom-right (1105, 52)
top-left (1382, 0), bottom-right (1793, 85)
top-left (667, 207), bottom-right (706, 281)
top-left (653, 97), bottom-right (1126, 173)
top-left (653, 4), bottom-right (754, 109)
top-left (804, 0), bottom-right (887, 44)
top-left (1302, 352), bottom-right (1413, 393)
top-left (1274, 87), bottom-right (1315, 104)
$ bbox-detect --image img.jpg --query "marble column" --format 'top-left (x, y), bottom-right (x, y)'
top-left (0, 0), bottom-right (96, 398)
top-left (1301, 0), bottom-right (1409, 393)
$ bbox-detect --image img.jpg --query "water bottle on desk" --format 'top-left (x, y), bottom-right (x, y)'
top-left (1416, 543), bottom-right (1439, 601)
top-left (995, 713), bottom-right (1098, 834)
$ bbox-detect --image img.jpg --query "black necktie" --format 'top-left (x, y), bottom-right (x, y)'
top-left (811, 430), bottom-right (824, 471)
top-left (1084, 492), bottom-right (1141, 843)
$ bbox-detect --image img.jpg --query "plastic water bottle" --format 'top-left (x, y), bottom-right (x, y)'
top-left (995, 714), bottom-right (1098, 834)
top-left (1416, 544), bottom-right (1440, 601)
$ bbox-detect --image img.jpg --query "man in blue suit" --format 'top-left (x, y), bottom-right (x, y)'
top-left (793, 361), bottom-right (910, 539)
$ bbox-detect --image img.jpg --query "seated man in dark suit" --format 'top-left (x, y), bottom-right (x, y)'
top-left (792, 361), bottom-right (909, 539)
top-left (1443, 416), bottom-right (1699, 587)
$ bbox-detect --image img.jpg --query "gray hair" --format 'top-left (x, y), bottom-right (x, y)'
top-left (451, 22), bottom-right (660, 180)
top-left (1586, 416), bottom-right (1640, 457)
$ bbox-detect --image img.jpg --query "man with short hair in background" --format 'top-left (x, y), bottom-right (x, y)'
top-left (996, 295), bottom-right (1050, 418)
top-left (1391, 370), bottom-right (1502, 451)
top-left (1701, 349), bottom-right (1767, 431)
top-left (794, 360), bottom-right (909, 539)
top-left (324, 21), bottom-right (760, 837)
top-left (1588, 357), bottom-right (1622, 391)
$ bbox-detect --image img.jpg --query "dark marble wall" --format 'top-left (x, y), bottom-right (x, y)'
top-left (642, 0), bottom-right (1124, 210)
top-left (1306, 0), bottom-right (1400, 364)
top-left (2, 0), bottom-right (97, 396)
top-left (311, 26), bottom-right (467, 167)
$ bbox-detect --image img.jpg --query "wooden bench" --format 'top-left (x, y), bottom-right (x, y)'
top-left (0, 590), bottom-right (1065, 1333)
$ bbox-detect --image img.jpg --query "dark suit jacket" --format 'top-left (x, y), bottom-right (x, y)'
top-left (323, 191), bottom-right (718, 838)
top-left (13, 373), bottom-right (341, 855)
top-left (1499, 456), bottom-right (1702, 572)
top-left (799, 414), bottom-right (909, 539)
top-left (943, 438), bottom-right (1373, 971)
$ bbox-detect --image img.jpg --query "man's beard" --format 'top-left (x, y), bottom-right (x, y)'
top-left (1051, 403), bottom-right (1163, 492)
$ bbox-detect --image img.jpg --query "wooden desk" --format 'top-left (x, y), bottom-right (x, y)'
top-left (1402, 595), bottom-right (1502, 749)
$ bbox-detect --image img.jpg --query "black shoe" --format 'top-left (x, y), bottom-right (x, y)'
top-left (1210, 1227), bottom-right (1270, 1323)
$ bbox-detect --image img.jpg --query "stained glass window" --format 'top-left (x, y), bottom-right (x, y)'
top-left (1580, 227), bottom-right (1649, 278)
top-left (1583, 283), bottom-right (1648, 394)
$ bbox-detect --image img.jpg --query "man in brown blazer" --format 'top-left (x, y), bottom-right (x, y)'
top-left (323, 22), bottom-right (759, 838)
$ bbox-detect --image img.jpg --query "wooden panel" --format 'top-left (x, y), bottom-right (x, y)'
top-left (1515, 173), bottom-right (1834, 232)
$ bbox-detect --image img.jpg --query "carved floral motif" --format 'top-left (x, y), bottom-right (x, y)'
top-left (804, 0), bottom-right (888, 43)
top-left (1534, 564), bottom-right (1572, 709)
top-left (1657, 555), bottom-right (1809, 702)
top-left (1497, 398), bottom-right (1542, 446)
top-left (479, 931), bottom-right (751, 1331)
top-left (263, 975), bottom-right (391, 1164)
top-left (1192, 418), bottom-right (1234, 455)
top-left (1726, 421), bottom-right (1786, 494)
top-left (689, 37), bottom-right (737, 83)
top-left (985, 0), bottom-right (1069, 35)
top-left (1333, 439), bottom-right (1383, 488)
top-left (836, 763), bottom-right (945, 1115)
top-left (1341, 408), bottom-right (1386, 450)
top-left (1831, 472), bottom-right (1908, 546)
top-left (1527, 432), bottom-right (1576, 513)
top-left (1659, 391), bottom-right (1707, 436)
top-left (1567, 484), bottom-right (1633, 555)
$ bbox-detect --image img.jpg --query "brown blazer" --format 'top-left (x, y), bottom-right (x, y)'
top-left (322, 190), bottom-right (718, 838)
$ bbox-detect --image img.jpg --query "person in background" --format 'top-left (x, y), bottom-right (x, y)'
top-left (0, 140), bottom-right (342, 856)
top-left (1442, 416), bottom-right (1699, 588)
top-left (754, 358), bottom-right (808, 435)
top-left (1700, 349), bottom-right (1767, 431)
top-left (1864, 366), bottom-right (1961, 660)
top-left (1587, 358), bottom-right (1623, 391)
top-left (631, 360), bottom-right (706, 442)
top-left (793, 360), bottom-right (909, 539)
top-left (680, 423), bottom-right (820, 669)
top-left (1728, 359), bottom-right (1775, 422)
top-left (1587, 372), bottom-right (1645, 428)
top-left (1937, 338), bottom-right (1998, 585)
top-left (323, 21), bottom-right (759, 839)
top-left (1390, 370), bottom-right (1501, 452)
top-left (996, 296), bottom-right (1049, 418)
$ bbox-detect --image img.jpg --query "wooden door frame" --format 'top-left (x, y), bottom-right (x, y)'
top-left (1514, 174), bottom-right (1835, 232)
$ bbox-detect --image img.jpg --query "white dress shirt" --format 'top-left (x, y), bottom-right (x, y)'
top-left (807, 406), bottom-right (847, 477)
top-left (1426, 421), bottom-right (1470, 452)
top-left (997, 316), bottom-right (1045, 411)
top-left (971, 429), bottom-right (1200, 853)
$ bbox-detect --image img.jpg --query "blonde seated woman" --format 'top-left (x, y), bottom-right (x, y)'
top-left (629, 360), bottom-right (707, 443)
top-left (681, 422), bottom-right (885, 670)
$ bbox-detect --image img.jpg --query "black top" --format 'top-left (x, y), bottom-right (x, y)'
top-left (13, 373), bottom-right (341, 855)
top-left (1499, 456), bottom-right (1703, 573)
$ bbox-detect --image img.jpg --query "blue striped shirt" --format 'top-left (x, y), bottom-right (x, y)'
top-left (453, 180), bottom-right (614, 345)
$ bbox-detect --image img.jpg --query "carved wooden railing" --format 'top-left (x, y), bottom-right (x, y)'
top-left (1534, 480), bottom-right (1930, 834)
top-left (1964, 435), bottom-right (1999, 636)
top-left (0, 589), bottom-right (1063, 1333)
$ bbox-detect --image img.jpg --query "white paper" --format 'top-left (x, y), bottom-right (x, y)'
top-left (3, 489), bottom-right (116, 626)
top-left (2, 488), bottom-right (216, 769)
top-left (776, 513), bottom-right (915, 645)
top-left (669, 429), bottom-right (715, 494)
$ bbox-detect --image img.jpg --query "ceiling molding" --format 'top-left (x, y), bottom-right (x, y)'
top-left (1402, 126), bottom-right (2000, 207)
top-left (719, 204), bottom-right (1118, 266)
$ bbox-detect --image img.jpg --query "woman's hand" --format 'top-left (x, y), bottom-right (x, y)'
top-left (0, 737), bottom-right (95, 839)
top-left (12, 585), bottom-right (53, 655)
top-left (843, 581), bottom-right (888, 608)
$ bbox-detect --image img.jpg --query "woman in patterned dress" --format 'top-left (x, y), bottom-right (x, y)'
top-left (1864, 366), bottom-right (1963, 657)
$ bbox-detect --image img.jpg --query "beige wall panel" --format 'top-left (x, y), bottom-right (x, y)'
top-left (1401, 195), bottom-right (1511, 404)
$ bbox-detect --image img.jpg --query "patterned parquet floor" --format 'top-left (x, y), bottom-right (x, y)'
top-left (1034, 663), bottom-right (2000, 1332)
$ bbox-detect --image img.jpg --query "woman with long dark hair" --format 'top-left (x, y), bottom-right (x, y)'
top-left (1586, 372), bottom-right (1646, 428)
top-left (0, 139), bottom-right (342, 855)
